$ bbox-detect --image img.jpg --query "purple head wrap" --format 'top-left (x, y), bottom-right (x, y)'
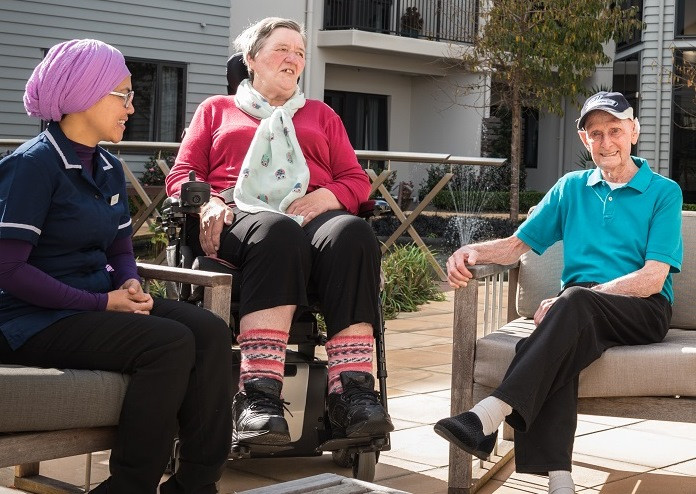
top-left (23, 39), bottom-right (131, 122)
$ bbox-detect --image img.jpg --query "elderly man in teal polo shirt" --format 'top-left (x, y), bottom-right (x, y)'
top-left (434, 91), bottom-right (683, 494)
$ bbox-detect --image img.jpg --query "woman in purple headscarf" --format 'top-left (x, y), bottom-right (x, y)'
top-left (0, 39), bottom-right (232, 494)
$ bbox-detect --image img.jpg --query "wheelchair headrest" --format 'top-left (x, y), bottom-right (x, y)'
top-left (226, 52), bottom-right (249, 95)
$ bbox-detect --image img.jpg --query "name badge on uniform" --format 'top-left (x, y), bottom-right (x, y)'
top-left (110, 194), bottom-right (119, 206)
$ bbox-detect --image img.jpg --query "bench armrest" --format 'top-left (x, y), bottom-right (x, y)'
top-left (136, 262), bottom-right (232, 324)
top-left (467, 262), bottom-right (519, 280)
top-left (447, 261), bottom-right (519, 489)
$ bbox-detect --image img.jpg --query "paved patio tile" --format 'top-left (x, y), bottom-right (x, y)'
top-left (587, 468), bottom-right (696, 493)
top-left (412, 326), bottom-right (454, 338)
top-left (387, 392), bottom-right (451, 424)
top-left (385, 331), bottom-right (453, 350)
top-left (385, 347), bottom-right (452, 369)
top-left (625, 419), bottom-right (696, 441)
top-left (664, 458), bottom-right (696, 476)
top-left (570, 453), bottom-right (652, 488)
top-left (383, 424), bottom-right (450, 468)
top-left (573, 426), bottom-right (696, 469)
top-left (376, 470), bottom-right (449, 494)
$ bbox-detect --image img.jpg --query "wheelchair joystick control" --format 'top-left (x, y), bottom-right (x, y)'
top-left (180, 171), bottom-right (211, 212)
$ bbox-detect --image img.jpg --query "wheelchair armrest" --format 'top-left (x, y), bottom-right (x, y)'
top-left (358, 199), bottom-right (391, 218)
top-left (136, 262), bottom-right (232, 323)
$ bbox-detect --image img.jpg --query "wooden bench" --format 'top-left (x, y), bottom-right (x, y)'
top-left (0, 263), bottom-right (231, 494)
top-left (447, 211), bottom-right (696, 493)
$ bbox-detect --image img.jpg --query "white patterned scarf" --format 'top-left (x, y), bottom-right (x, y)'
top-left (233, 79), bottom-right (309, 224)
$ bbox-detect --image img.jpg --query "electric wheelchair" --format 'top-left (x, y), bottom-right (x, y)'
top-left (159, 53), bottom-right (392, 481)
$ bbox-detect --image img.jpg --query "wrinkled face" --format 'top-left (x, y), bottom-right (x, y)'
top-left (579, 110), bottom-right (638, 173)
top-left (247, 27), bottom-right (305, 103)
top-left (81, 76), bottom-right (135, 145)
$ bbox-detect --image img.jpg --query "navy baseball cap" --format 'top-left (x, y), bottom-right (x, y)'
top-left (577, 91), bottom-right (634, 130)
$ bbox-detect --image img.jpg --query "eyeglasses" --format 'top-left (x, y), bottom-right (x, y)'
top-left (109, 90), bottom-right (135, 108)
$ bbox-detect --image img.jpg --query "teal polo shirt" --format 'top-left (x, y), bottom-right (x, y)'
top-left (515, 157), bottom-right (683, 303)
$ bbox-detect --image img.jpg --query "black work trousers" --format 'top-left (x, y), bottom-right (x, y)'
top-left (490, 286), bottom-right (671, 474)
top-left (212, 209), bottom-right (381, 338)
top-left (0, 298), bottom-right (233, 494)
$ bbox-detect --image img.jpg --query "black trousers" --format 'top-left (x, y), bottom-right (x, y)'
top-left (0, 298), bottom-right (233, 494)
top-left (491, 286), bottom-right (672, 474)
top-left (213, 209), bottom-right (381, 338)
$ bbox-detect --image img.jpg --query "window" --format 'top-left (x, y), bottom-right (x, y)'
top-left (122, 59), bottom-right (186, 142)
top-left (613, 55), bottom-right (640, 156)
top-left (324, 90), bottom-right (388, 151)
top-left (671, 50), bottom-right (696, 202)
top-left (485, 104), bottom-right (539, 169)
top-left (617, 0), bottom-right (642, 49)
top-left (677, 0), bottom-right (696, 37)
top-left (522, 108), bottom-right (539, 169)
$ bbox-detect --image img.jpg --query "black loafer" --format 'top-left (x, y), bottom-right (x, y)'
top-left (434, 411), bottom-right (498, 460)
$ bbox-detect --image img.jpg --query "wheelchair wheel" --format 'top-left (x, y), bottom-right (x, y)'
top-left (331, 448), bottom-right (353, 468)
top-left (352, 451), bottom-right (376, 482)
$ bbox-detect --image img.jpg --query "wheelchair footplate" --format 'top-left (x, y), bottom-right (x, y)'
top-left (317, 434), bottom-right (389, 454)
top-left (230, 441), bottom-right (294, 459)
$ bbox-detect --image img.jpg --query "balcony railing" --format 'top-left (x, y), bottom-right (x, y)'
top-left (323, 0), bottom-right (478, 44)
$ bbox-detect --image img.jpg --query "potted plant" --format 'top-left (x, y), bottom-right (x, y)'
top-left (400, 6), bottom-right (423, 38)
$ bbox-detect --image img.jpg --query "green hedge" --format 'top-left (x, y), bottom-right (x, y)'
top-left (431, 189), bottom-right (546, 213)
top-left (684, 203), bottom-right (696, 211)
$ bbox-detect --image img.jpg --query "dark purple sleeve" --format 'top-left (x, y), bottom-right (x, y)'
top-left (105, 236), bottom-right (140, 288)
top-left (0, 239), bottom-right (108, 311)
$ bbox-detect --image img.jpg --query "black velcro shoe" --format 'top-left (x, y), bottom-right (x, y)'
top-left (433, 411), bottom-right (498, 461)
top-left (232, 378), bottom-right (290, 445)
top-left (328, 371), bottom-right (394, 438)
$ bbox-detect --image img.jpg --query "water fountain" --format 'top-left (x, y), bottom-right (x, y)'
top-left (443, 164), bottom-right (494, 248)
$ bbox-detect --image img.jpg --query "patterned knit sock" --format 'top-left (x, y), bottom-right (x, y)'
top-left (471, 396), bottom-right (512, 436)
top-left (237, 328), bottom-right (289, 389)
top-left (325, 334), bottom-right (374, 395)
top-left (548, 470), bottom-right (575, 493)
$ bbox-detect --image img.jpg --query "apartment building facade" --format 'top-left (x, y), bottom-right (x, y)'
top-left (231, 0), bottom-right (488, 192)
top-left (0, 0), bottom-right (230, 143)
top-left (534, 0), bottom-right (696, 201)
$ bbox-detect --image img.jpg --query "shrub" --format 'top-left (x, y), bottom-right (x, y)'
top-left (380, 243), bottom-right (445, 319)
top-left (430, 188), bottom-right (545, 213)
top-left (684, 203), bottom-right (696, 211)
top-left (141, 150), bottom-right (175, 186)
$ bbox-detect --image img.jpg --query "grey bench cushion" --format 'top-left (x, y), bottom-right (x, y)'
top-left (474, 320), bottom-right (696, 398)
top-left (0, 365), bottom-right (128, 432)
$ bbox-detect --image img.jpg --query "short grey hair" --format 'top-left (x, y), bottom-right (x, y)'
top-left (234, 17), bottom-right (306, 81)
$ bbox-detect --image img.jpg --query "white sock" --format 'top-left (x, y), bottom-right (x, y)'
top-left (470, 396), bottom-right (512, 436)
top-left (548, 470), bottom-right (575, 494)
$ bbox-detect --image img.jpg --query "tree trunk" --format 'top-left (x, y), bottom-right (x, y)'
top-left (509, 85), bottom-right (521, 222)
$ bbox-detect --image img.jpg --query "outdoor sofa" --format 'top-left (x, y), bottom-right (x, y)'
top-left (446, 210), bottom-right (696, 493)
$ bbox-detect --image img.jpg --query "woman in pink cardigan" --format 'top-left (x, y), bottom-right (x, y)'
top-left (166, 17), bottom-right (393, 447)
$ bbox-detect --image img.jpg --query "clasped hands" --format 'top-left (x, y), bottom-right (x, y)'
top-left (107, 278), bottom-right (153, 314)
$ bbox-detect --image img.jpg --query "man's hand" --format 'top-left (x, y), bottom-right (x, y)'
top-left (199, 197), bottom-right (234, 256)
top-left (446, 246), bottom-right (481, 288)
top-left (533, 297), bottom-right (558, 326)
top-left (286, 188), bottom-right (342, 225)
top-left (446, 236), bottom-right (530, 289)
top-left (107, 280), bottom-right (153, 314)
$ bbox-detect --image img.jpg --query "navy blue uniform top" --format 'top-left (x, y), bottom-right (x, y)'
top-left (0, 122), bottom-right (133, 349)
